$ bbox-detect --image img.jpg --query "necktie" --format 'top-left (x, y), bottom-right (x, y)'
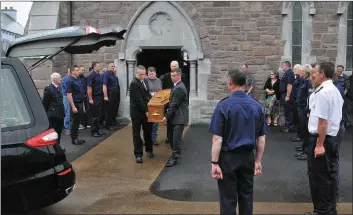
top-left (142, 80), bottom-right (147, 90)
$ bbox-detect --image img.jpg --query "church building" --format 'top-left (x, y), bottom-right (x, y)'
top-left (23, 1), bottom-right (352, 124)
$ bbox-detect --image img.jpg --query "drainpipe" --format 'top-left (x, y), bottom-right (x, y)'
top-left (68, 1), bottom-right (73, 66)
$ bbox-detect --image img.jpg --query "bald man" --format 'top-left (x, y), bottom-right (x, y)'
top-left (42, 73), bottom-right (65, 145)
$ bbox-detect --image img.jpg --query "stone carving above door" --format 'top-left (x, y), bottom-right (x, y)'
top-left (148, 11), bottom-right (172, 36)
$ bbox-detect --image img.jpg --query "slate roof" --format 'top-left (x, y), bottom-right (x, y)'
top-left (1, 13), bottom-right (24, 35)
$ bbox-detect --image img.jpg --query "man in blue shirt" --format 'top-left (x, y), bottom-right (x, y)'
top-left (279, 61), bottom-right (295, 133)
top-left (209, 69), bottom-right (267, 215)
top-left (61, 69), bottom-right (71, 135)
top-left (87, 62), bottom-right (105, 137)
top-left (103, 62), bottom-right (120, 130)
top-left (66, 65), bottom-right (86, 145)
top-left (78, 65), bottom-right (89, 129)
top-left (291, 64), bottom-right (304, 142)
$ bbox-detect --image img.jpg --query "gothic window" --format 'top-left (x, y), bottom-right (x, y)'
top-left (346, 2), bottom-right (352, 71)
top-left (292, 2), bottom-right (302, 66)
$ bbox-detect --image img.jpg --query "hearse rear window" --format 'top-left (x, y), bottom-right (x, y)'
top-left (0, 67), bottom-right (31, 129)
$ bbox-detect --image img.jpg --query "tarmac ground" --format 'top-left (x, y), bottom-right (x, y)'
top-left (34, 123), bottom-right (352, 214)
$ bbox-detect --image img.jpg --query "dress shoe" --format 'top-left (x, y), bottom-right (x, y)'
top-left (146, 151), bottom-right (155, 158)
top-left (291, 136), bottom-right (302, 142)
top-left (296, 147), bottom-right (303, 152)
top-left (297, 153), bottom-right (307, 160)
top-left (91, 132), bottom-right (102, 137)
top-left (295, 151), bottom-right (304, 157)
top-left (295, 145), bottom-right (303, 150)
top-left (97, 131), bottom-right (105, 135)
top-left (135, 157), bottom-right (143, 163)
top-left (166, 158), bottom-right (178, 167)
top-left (72, 138), bottom-right (85, 145)
top-left (105, 126), bottom-right (118, 130)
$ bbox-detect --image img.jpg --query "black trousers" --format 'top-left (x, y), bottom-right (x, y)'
top-left (113, 91), bottom-right (120, 124)
top-left (307, 135), bottom-right (338, 215)
top-left (49, 118), bottom-right (64, 145)
top-left (218, 150), bottom-right (254, 215)
top-left (80, 96), bottom-right (90, 127)
top-left (131, 117), bottom-right (153, 157)
top-left (105, 91), bottom-right (119, 127)
top-left (70, 102), bottom-right (83, 140)
top-left (343, 97), bottom-right (353, 127)
top-left (281, 94), bottom-right (294, 129)
top-left (89, 97), bottom-right (102, 134)
top-left (168, 124), bottom-right (185, 158)
top-left (298, 107), bottom-right (309, 150)
top-left (292, 100), bottom-right (299, 132)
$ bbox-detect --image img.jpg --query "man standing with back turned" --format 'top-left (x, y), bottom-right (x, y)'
top-left (305, 62), bottom-right (343, 215)
top-left (209, 69), bottom-right (267, 215)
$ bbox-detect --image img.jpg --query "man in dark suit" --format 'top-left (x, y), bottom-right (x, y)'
top-left (42, 72), bottom-right (65, 145)
top-left (129, 65), bottom-right (155, 163)
top-left (162, 67), bottom-right (189, 167)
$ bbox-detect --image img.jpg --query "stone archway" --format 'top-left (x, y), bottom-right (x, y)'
top-left (116, 1), bottom-right (211, 123)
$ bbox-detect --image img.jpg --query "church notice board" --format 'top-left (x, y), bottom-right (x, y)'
top-left (147, 89), bottom-right (171, 122)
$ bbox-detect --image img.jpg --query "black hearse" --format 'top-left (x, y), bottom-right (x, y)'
top-left (1, 25), bottom-right (126, 213)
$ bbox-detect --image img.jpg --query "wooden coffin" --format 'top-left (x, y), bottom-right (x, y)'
top-left (147, 89), bottom-right (171, 122)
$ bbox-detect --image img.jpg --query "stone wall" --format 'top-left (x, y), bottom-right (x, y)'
top-left (311, 2), bottom-right (340, 63)
top-left (54, 1), bottom-right (285, 101)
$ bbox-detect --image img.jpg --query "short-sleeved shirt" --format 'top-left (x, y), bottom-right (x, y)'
top-left (308, 80), bottom-right (344, 136)
top-left (334, 73), bottom-right (350, 97)
top-left (87, 71), bottom-right (103, 97)
top-left (296, 76), bottom-right (311, 108)
top-left (78, 74), bottom-right (87, 94)
top-left (280, 69), bottom-right (295, 95)
top-left (66, 76), bottom-right (85, 103)
top-left (102, 70), bottom-right (120, 93)
top-left (61, 75), bottom-right (70, 95)
top-left (208, 91), bottom-right (267, 151)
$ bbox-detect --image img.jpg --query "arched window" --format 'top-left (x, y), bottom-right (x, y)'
top-left (292, 2), bottom-right (302, 66)
top-left (346, 2), bottom-right (352, 71)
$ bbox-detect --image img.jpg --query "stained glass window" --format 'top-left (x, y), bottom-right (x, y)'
top-left (292, 2), bottom-right (302, 66)
top-left (346, 2), bottom-right (352, 71)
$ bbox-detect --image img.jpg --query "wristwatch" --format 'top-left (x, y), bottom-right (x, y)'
top-left (211, 161), bottom-right (218, 165)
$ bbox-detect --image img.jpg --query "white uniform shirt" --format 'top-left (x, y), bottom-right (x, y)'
top-left (308, 80), bottom-right (343, 136)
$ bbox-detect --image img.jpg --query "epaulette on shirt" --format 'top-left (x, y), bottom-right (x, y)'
top-left (314, 86), bottom-right (324, 94)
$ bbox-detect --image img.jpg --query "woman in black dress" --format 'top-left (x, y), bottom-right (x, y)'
top-left (263, 71), bottom-right (280, 126)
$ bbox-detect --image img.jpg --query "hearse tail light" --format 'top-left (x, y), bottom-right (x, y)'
top-left (25, 129), bottom-right (58, 147)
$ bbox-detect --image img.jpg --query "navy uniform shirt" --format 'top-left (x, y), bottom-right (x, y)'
top-left (87, 71), bottom-right (103, 98)
top-left (296, 76), bottom-right (311, 108)
top-left (280, 69), bottom-right (295, 95)
top-left (78, 74), bottom-right (87, 95)
top-left (291, 74), bottom-right (302, 101)
top-left (209, 91), bottom-right (267, 151)
top-left (66, 76), bottom-right (85, 103)
top-left (102, 70), bottom-right (120, 93)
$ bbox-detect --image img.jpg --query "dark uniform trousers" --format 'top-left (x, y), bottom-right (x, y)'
top-left (105, 91), bottom-right (119, 127)
top-left (298, 107), bottom-right (309, 150)
top-left (131, 116), bottom-right (153, 157)
top-left (218, 149), bottom-right (254, 215)
top-left (281, 94), bottom-right (294, 129)
top-left (49, 118), bottom-right (64, 144)
top-left (89, 97), bottom-right (102, 133)
top-left (81, 96), bottom-right (90, 127)
top-left (335, 123), bottom-right (345, 200)
top-left (307, 134), bottom-right (338, 215)
top-left (71, 102), bottom-right (84, 140)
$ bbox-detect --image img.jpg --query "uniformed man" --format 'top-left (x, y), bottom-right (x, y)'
top-left (280, 61), bottom-right (295, 133)
top-left (78, 65), bottom-right (89, 129)
top-left (66, 65), bottom-right (86, 145)
top-left (209, 69), bottom-right (267, 215)
top-left (87, 62), bottom-right (105, 137)
top-left (295, 64), bottom-right (312, 160)
top-left (291, 64), bottom-right (303, 142)
top-left (102, 62), bottom-right (119, 130)
top-left (305, 62), bottom-right (343, 215)
top-left (42, 72), bottom-right (65, 145)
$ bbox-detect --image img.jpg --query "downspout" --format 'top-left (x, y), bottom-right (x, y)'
top-left (68, 1), bottom-right (73, 66)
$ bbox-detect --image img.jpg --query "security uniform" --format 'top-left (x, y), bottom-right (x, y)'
top-left (66, 76), bottom-right (85, 143)
top-left (78, 73), bottom-right (89, 127)
top-left (42, 83), bottom-right (65, 144)
top-left (291, 74), bottom-right (302, 138)
top-left (279, 68), bottom-right (295, 130)
top-left (102, 70), bottom-right (120, 129)
top-left (87, 71), bottom-right (104, 136)
top-left (209, 91), bottom-right (267, 215)
top-left (295, 75), bottom-right (311, 158)
top-left (307, 80), bottom-right (343, 215)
